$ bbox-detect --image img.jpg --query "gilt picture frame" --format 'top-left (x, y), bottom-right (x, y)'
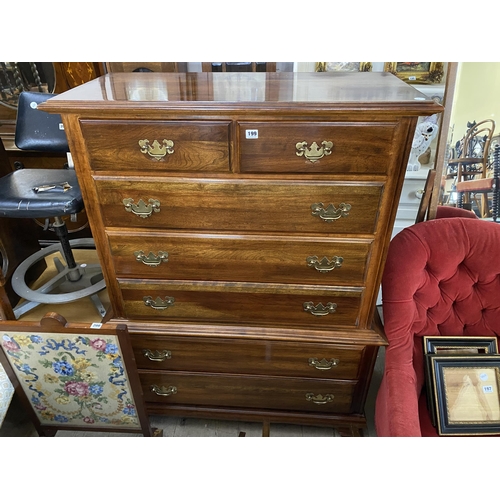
top-left (431, 355), bottom-right (500, 435)
top-left (423, 336), bottom-right (498, 427)
top-left (384, 62), bottom-right (444, 84)
top-left (315, 62), bottom-right (372, 72)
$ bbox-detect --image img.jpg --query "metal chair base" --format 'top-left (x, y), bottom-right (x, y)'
top-left (11, 238), bottom-right (107, 319)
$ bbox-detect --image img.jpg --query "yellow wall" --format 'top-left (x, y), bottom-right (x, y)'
top-left (450, 62), bottom-right (500, 143)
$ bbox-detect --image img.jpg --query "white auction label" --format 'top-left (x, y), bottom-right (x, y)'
top-left (246, 130), bottom-right (258, 139)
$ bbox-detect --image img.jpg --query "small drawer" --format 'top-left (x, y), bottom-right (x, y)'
top-left (139, 370), bottom-right (356, 413)
top-left (238, 121), bottom-right (397, 174)
top-left (80, 120), bottom-right (231, 172)
top-left (108, 231), bottom-right (372, 286)
top-left (95, 177), bottom-right (383, 235)
top-left (131, 334), bottom-right (364, 379)
top-left (119, 280), bottom-right (363, 329)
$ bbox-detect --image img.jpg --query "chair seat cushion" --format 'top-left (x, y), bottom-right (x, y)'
top-left (0, 169), bottom-right (83, 218)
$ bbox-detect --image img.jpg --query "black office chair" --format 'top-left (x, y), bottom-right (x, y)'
top-left (0, 91), bottom-right (106, 319)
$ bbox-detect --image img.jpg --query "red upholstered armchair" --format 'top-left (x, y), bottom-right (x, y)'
top-left (375, 217), bottom-right (500, 436)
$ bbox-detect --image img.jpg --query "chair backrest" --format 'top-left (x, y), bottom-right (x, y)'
top-left (15, 91), bottom-right (68, 153)
top-left (382, 217), bottom-right (500, 340)
top-left (457, 119), bottom-right (495, 172)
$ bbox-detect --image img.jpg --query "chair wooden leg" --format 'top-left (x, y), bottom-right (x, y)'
top-left (481, 193), bottom-right (489, 218)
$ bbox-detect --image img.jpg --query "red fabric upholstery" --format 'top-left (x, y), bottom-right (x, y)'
top-left (375, 218), bottom-right (500, 436)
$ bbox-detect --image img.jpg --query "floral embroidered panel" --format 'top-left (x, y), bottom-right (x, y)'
top-left (1, 331), bottom-right (141, 429)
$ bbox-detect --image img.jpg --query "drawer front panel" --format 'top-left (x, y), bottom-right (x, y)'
top-left (95, 178), bottom-right (383, 234)
top-left (80, 120), bottom-right (231, 172)
top-left (140, 371), bottom-right (356, 413)
top-left (131, 335), bottom-right (364, 379)
top-left (108, 232), bottom-right (372, 285)
top-left (239, 121), bottom-right (397, 174)
top-left (119, 281), bottom-right (362, 328)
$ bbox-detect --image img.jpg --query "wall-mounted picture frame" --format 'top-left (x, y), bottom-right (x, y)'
top-left (431, 355), bottom-right (500, 435)
top-left (423, 336), bottom-right (498, 426)
top-left (383, 62), bottom-right (444, 84)
top-left (315, 62), bottom-right (372, 72)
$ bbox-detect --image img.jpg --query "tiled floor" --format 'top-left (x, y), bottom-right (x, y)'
top-left (0, 250), bottom-right (384, 437)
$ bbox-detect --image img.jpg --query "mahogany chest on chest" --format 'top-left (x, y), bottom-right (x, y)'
top-left (41, 72), bottom-right (442, 435)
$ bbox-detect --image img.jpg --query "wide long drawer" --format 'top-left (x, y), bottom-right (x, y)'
top-left (118, 280), bottom-right (363, 328)
top-left (238, 121), bottom-right (398, 174)
top-left (131, 334), bottom-right (365, 379)
top-left (80, 120), bottom-right (231, 172)
top-left (108, 231), bottom-right (372, 286)
top-left (95, 177), bottom-right (384, 234)
top-left (139, 370), bottom-right (356, 413)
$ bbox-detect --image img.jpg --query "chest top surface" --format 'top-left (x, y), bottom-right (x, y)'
top-left (39, 72), bottom-right (443, 117)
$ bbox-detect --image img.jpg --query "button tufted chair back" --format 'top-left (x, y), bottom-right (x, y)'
top-left (375, 217), bottom-right (500, 436)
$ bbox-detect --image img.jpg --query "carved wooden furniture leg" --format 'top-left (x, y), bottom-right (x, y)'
top-left (262, 420), bottom-right (270, 437)
top-left (337, 425), bottom-right (364, 437)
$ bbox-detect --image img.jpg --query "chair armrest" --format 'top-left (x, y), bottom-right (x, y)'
top-left (375, 366), bottom-right (422, 436)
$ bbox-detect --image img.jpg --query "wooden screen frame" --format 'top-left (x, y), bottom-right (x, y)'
top-left (0, 312), bottom-right (153, 436)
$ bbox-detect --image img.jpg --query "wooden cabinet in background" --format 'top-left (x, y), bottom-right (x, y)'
top-left (105, 62), bottom-right (187, 73)
top-left (0, 140), bottom-right (46, 318)
top-left (53, 62), bottom-right (104, 93)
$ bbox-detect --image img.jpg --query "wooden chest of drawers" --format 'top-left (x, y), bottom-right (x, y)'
top-left (40, 72), bottom-right (442, 435)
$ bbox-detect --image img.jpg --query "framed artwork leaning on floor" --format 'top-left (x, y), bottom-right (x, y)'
top-left (431, 355), bottom-right (500, 435)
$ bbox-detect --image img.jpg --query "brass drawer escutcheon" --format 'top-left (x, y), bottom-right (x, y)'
top-left (134, 250), bottom-right (169, 267)
top-left (296, 140), bottom-right (333, 163)
top-left (151, 385), bottom-right (177, 397)
top-left (143, 295), bottom-right (175, 310)
top-left (122, 198), bottom-right (160, 218)
top-left (143, 349), bottom-right (172, 362)
top-left (303, 302), bottom-right (337, 316)
top-left (311, 202), bottom-right (351, 222)
top-left (308, 357), bottom-right (340, 370)
top-left (138, 139), bottom-right (174, 160)
top-left (306, 393), bottom-right (335, 405)
top-left (306, 255), bottom-right (344, 273)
